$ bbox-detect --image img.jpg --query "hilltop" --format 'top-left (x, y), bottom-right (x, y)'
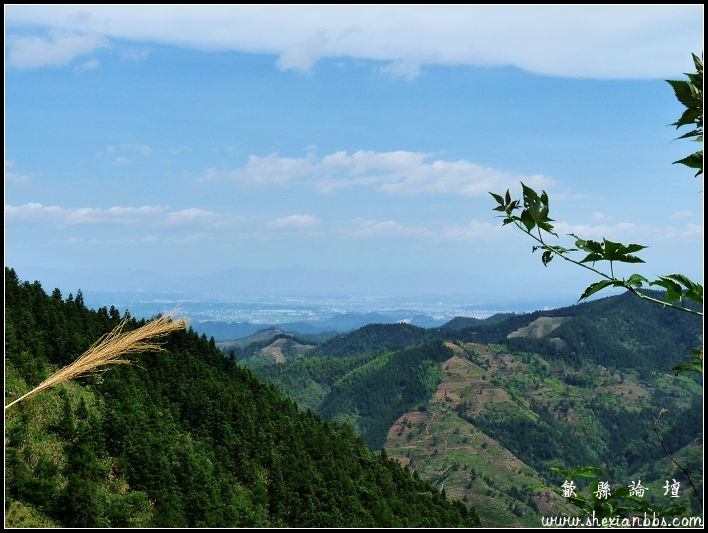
top-left (246, 291), bottom-right (703, 526)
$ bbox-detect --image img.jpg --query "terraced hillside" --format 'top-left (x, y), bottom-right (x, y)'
top-left (245, 295), bottom-right (702, 526)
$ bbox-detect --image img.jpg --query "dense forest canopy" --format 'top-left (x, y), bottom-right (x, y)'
top-left (4, 267), bottom-right (479, 528)
top-left (245, 290), bottom-right (703, 525)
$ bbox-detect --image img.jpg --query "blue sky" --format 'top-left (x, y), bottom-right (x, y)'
top-left (5, 6), bottom-right (704, 303)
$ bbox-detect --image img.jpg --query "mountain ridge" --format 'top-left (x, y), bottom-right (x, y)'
top-left (4, 268), bottom-right (480, 528)
top-left (245, 291), bottom-right (703, 526)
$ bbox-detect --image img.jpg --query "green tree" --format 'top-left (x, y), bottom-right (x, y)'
top-left (490, 54), bottom-right (704, 519)
top-left (490, 55), bottom-right (703, 355)
top-left (669, 53), bottom-right (703, 177)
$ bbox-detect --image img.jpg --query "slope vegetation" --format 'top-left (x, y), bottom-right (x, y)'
top-left (4, 268), bottom-right (479, 528)
top-left (247, 293), bottom-right (703, 526)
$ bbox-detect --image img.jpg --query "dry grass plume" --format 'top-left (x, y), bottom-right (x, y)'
top-left (5, 314), bottom-right (186, 411)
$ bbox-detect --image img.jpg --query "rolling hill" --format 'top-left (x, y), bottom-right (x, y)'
top-left (246, 292), bottom-right (703, 526)
top-left (4, 268), bottom-right (480, 528)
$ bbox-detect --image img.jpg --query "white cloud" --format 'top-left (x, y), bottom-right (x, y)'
top-left (671, 210), bottom-right (694, 220)
top-left (5, 161), bottom-right (30, 184)
top-left (63, 234), bottom-right (159, 246)
top-left (127, 144), bottom-right (153, 156)
top-left (4, 5), bottom-right (701, 78)
top-left (554, 221), bottom-right (637, 240)
top-left (168, 146), bottom-right (193, 155)
top-left (381, 59), bottom-right (421, 80)
top-left (378, 158), bottom-right (550, 197)
top-left (103, 206), bottom-right (164, 217)
top-left (166, 208), bottom-right (223, 227)
top-left (341, 217), bottom-right (505, 241)
top-left (442, 220), bottom-right (499, 241)
top-left (7, 30), bottom-right (106, 69)
top-left (104, 144), bottom-right (153, 164)
top-left (505, 218), bottom-right (704, 245)
top-left (277, 31), bottom-right (328, 72)
top-left (591, 211), bottom-right (606, 222)
top-left (74, 58), bottom-right (99, 71)
top-left (202, 149), bottom-right (552, 197)
top-left (268, 214), bottom-right (321, 229)
top-left (6, 202), bottom-right (64, 220)
top-left (63, 232), bottom-right (214, 247)
top-left (5, 202), bottom-right (223, 228)
top-left (351, 219), bottom-right (436, 239)
top-left (202, 153), bottom-right (314, 185)
top-left (647, 223), bottom-right (703, 241)
top-left (552, 219), bottom-right (702, 242)
top-left (119, 47), bottom-right (149, 62)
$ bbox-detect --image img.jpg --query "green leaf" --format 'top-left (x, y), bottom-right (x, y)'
top-left (667, 79), bottom-right (702, 111)
top-left (542, 250), bottom-right (554, 266)
top-left (521, 182), bottom-right (540, 205)
top-left (515, 182), bottom-right (558, 236)
top-left (649, 274), bottom-right (702, 304)
top-left (622, 244), bottom-right (648, 254)
top-left (625, 274), bottom-right (648, 288)
top-left (650, 277), bottom-right (683, 302)
top-left (579, 252), bottom-right (603, 264)
top-left (675, 128), bottom-right (702, 140)
top-left (664, 274), bottom-right (703, 304)
top-left (551, 466), bottom-right (602, 479)
top-left (573, 467), bottom-right (602, 478)
top-left (692, 52), bottom-right (702, 72)
top-left (489, 192), bottom-right (505, 205)
top-left (540, 190), bottom-right (549, 209)
top-left (670, 361), bottom-right (703, 374)
top-left (612, 487), bottom-right (630, 498)
top-left (673, 151), bottom-right (703, 170)
top-left (615, 254), bottom-right (645, 264)
top-left (579, 280), bottom-right (620, 301)
top-left (601, 238), bottom-right (646, 264)
top-left (670, 348), bottom-right (703, 375)
top-left (572, 236), bottom-right (603, 254)
top-left (673, 108), bottom-right (702, 130)
top-left (519, 209), bottom-right (536, 232)
top-left (567, 495), bottom-right (591, 511)
top-left (575, 238), bottom-right (647, 264)
top-left (549, 245), bottom-right (576, 254)
top-left (602, 238), bottom-right (621, 256)
top-left (538, 220), bottom-right (558, 237)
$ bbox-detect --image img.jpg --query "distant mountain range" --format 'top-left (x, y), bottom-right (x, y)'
top-left (16, 264), bottom-right (578, 307)
top-left (15, 266), bottom-right (596, 345)
top-left (198, 312), bottom-right (449, 342)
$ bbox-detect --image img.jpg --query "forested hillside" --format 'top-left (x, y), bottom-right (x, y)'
top-left (247, 293), bottom-right (703, 526)
top-left (4, 268), bottom-right (480, 528)
top-left (313, 323), bottom-right (431, 357)
top-left (290, 292), bottom-right (702, 374)
top-left (453, 291), bottom-right (701, 372)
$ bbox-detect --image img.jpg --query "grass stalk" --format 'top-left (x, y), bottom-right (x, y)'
top-left (5, 314), bottom-right (186, 411)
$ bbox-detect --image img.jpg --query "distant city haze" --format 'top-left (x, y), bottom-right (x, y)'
top-left (15, 265), bottom-right (584, 340)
